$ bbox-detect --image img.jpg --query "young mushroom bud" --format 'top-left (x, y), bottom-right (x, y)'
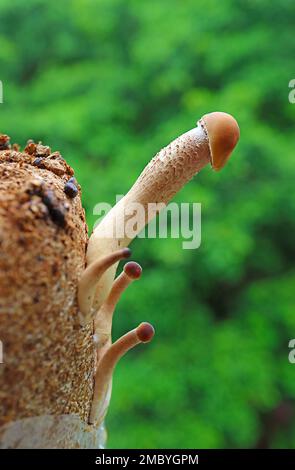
top-left (79, 111), bottom-right (240, 321)
top-left (78, 248), bottom-right (131, 324)
top-left (89, 322), bottom-right (155, 425)
top-left (95, 261), bottom-right (142, 342)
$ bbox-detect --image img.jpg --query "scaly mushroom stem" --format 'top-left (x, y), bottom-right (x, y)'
top-left (81, 112), bottom-right (240, 320)
top-left (89, 322), bottom-right (155, 425)
top-left (94, 261), bottom-right (142, 353)
top-left (78, 248), bottom-right (131, 324)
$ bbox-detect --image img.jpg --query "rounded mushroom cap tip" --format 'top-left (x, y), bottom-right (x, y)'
top-left (124, 261), bottom-right (142, 279)
top-left (199, 112), bottom-right (240, 171)
top-left (137, 322), bottom-right (155, 343)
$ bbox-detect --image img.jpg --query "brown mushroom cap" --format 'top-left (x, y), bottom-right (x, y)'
top-left (124, 261), bottom-right (142, 280)
top-left (199, 112), bottom-right (240, 171)
top-left (137, 322), bottom-right (155, 343)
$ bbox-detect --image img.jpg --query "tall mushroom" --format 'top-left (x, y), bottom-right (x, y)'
top-left (79, 112), bottom-right (240, 321)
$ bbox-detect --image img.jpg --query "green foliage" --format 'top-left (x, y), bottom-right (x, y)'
top-left (0, 0), bottom-right (295, 448)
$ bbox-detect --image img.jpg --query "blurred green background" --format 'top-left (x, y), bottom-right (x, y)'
top-left (1, 0), bottom-right (295, 449)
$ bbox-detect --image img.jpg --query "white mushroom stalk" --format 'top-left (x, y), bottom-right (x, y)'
top-left (89, 322), bottom-right (155, 425)
top-left (78, 112), bottom-right (240, 323)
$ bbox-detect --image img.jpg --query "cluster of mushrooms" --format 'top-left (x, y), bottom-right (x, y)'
top-left (0, 111), bottom-right (239, 448)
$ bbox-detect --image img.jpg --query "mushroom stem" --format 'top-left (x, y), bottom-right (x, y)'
top-left (95, 261), bottom-right (142, 337)
top-left (78, 248), bottom-right (131, 324)
top-left (89, 322), bottom-right (154, 425)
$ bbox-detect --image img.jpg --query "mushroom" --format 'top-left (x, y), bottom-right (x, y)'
top-left (78, 248), bottom-right (131, 326)
top-left (89, 322), bottom-right (155, 425)
top-left (78, 111), bottom-right (240, 322)
top-left (93, 261), bottom-right (143, 353)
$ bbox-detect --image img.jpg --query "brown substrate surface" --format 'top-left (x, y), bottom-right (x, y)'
top-left (0, 136), bottom-right (94, 427)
